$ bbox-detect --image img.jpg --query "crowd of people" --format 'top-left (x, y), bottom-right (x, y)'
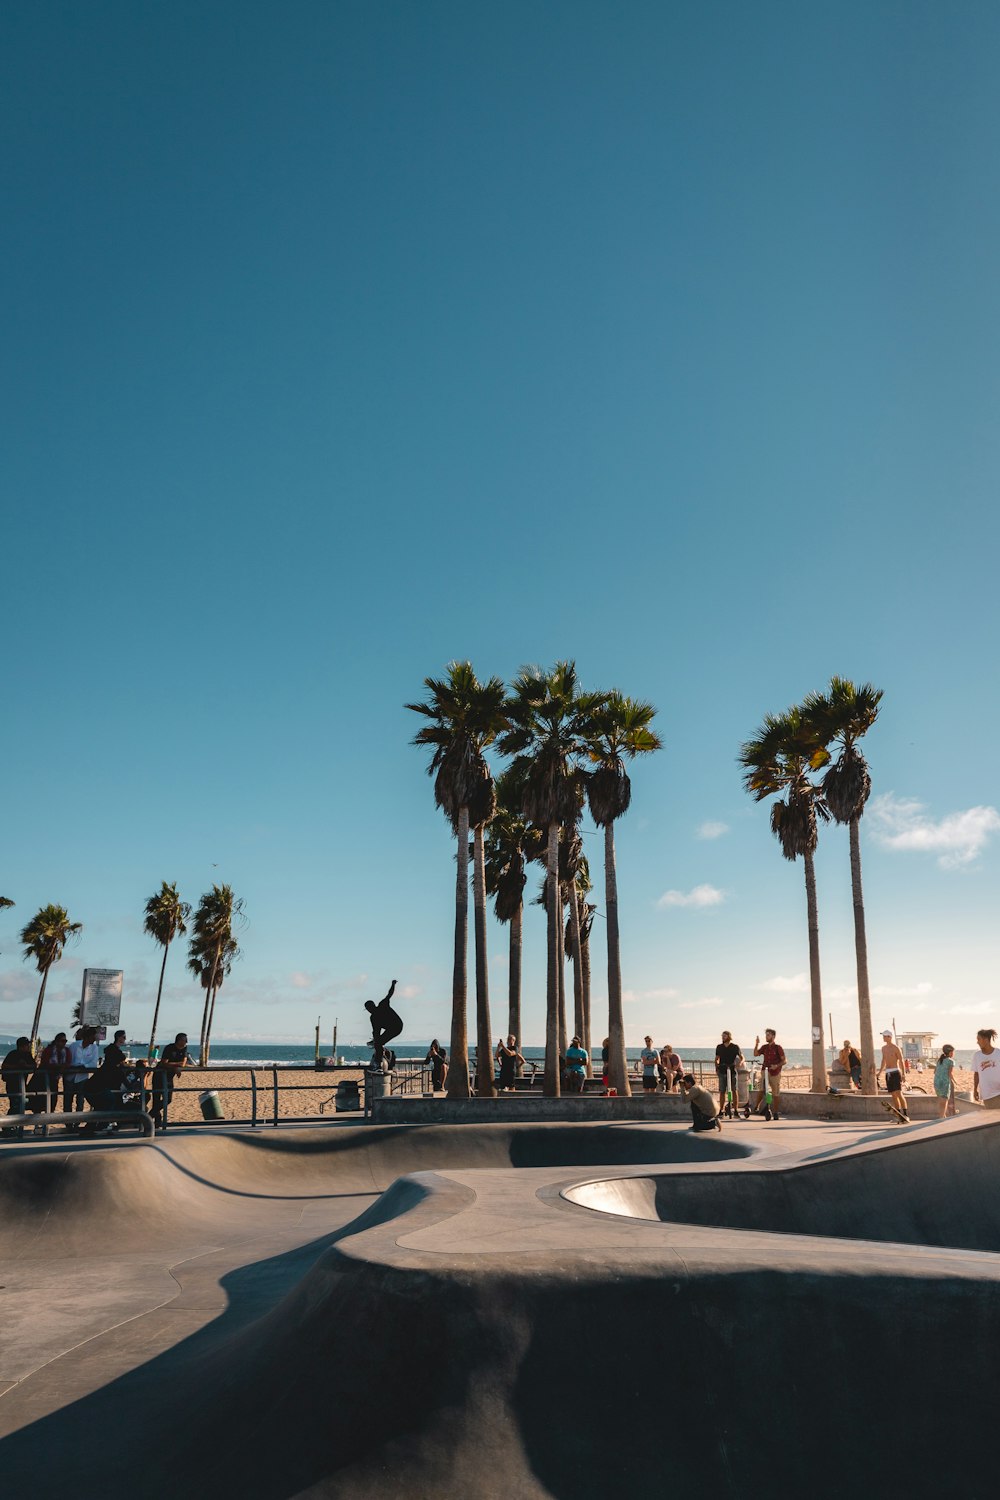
top-left (1, 1029), bottom-right (193, 1133)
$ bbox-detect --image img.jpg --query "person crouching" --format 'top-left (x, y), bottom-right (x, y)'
top-left (680, 1073), bottom-right (722, 1132)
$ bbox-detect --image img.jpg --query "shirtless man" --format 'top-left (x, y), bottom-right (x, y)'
top-left (877, 1029), bottom-right (909, 1120)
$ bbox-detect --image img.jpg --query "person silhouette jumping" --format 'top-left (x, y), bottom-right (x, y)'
top-left (365, 980), bottom-right (402, 1069)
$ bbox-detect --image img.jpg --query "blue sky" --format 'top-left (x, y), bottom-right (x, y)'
top-left (2, 1), bottom-right (999, 1051)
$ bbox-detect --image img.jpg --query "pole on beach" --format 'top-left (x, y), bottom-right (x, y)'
top-left (314, 1015), bottom-right (320, 1064)
top-left (333, 1017), bottom-right (338, 1062)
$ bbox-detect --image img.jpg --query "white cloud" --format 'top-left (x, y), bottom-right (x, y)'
top-left (940, 1000), bottom-right (995, 1017)
top-left (753, 974), bottom-right (808, 993)
top-left (868, 793), bottom-right (1000, 869)
top-left (826, 981), bottom-right (934, 1001)
top-left (697, 821), bottom-right (729, 840)
top-left (678, 997), bottom-right (723, 1010)
top-left (657, 884), bottom-right (725, 909)
top-left (289, 971), bottom-right (313, 990)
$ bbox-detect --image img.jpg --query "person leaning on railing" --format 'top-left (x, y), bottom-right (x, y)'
top-left (2, 1037), bottom-right (35, 1116)
top-left (150, 1033), bottom-right (191, 1127)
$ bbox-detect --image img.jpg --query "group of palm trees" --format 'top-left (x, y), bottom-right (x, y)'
top-left (2, 883), bottom-right (244, 1067)
top-left (407, 661), bottom-right (662, 1098)
top-left (740, 677), bottom-right (883, 1094)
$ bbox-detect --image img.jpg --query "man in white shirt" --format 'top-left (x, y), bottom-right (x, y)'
top-left (64, 1027), bottom-right (100, 1122)
top-left (972, 1027), bottom-right (1000, 1111)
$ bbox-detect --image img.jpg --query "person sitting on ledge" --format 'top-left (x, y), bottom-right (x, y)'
top-left (680, 1073), bottom-right (722, 1132)
top-left (563, 1035), bottom-right (588, 1094)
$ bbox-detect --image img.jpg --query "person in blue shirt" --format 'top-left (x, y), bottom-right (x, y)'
top-left (564, 1036), bottom-right (588, 1094)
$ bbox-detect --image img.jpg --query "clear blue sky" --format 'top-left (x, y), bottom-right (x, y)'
top-left (3, 1), bottom-right (998, 1051)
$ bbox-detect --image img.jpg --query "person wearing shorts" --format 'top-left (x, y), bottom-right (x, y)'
top-left (639, 1037), bottom-right (660, 1093)
top-left (972, 1028), bottom-right (1000, 1111)
top-left (715, 1031), bottom-right (743, 1113)
top-left (878, 1030), bottom-right (909, 1120)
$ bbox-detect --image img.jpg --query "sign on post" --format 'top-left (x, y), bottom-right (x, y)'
top-left (80, 969), bottom-right (123, 1028)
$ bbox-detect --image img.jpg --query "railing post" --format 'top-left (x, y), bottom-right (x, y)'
top-left (272, 1065), bottom-right (279, 1127)
top-left (250, 1068), bottom-right (258, 1128)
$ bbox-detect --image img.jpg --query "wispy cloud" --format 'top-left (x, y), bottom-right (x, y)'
top-left (753, 973), bottom-right (808, 993)
top-left (623, 986), bottom-right (680, 1003)
top-left (657, 884), bottom-right (725, 910)
top-left (678, 997), bottom-right (723, 1010)
top-left (696, 821), bottom-right (729, 840)
top-left (868, 793), bottom-right (1000, 869)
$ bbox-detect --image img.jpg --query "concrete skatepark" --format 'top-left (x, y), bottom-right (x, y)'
top-left (2, 1114), bottom-right (999, 1499)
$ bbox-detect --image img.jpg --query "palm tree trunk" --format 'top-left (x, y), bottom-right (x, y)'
top-left (199, 944), bottom-right (222, 1067)
top-left (604, 821), bottom-right (631, 1096)
top-left (557, 924), bottom-right (567, 1065)
top-left (509, 903), bottom-right (523, 1075)
top-left (29, 969), bottom-right (50, 1052)
top-left (472, 825), bottom-right (495, 1097)
top-left (447, 806), bottom-right (471, 1098)
top-left (204, 986), bottom-right (219, 1066)
top-left (569, 882), bottom-right (584, 1046)
top-left (581, 919), bottom-right (593, 1077)
top-left (148, 942), bottom-right (170, 1059)
top-left (803, 848), bottom-right (828, 1092)
top-left (543, 821), bottom-right (561, 1096)
top-left (850, 815), bottom-right (877, 1094)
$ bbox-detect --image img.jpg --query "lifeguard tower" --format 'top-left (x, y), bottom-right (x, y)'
top-left (898, 1030), bottom-right (937, 1062)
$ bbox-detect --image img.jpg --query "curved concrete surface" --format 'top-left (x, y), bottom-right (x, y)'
top-left (1, 1117), bottom-right (997, 1499)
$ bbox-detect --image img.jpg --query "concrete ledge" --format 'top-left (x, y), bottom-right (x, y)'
top-left (371, 1090), bottom-right (974, 1124)
top-left (371, 1093), bottom-right (692, 1124)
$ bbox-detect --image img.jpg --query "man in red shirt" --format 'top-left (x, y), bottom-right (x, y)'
top-left (752, 1029), bottom-right (786, 1121)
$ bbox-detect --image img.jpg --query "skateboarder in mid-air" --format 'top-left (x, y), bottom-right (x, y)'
top-left (366, 980), bottom-right (402, 1069)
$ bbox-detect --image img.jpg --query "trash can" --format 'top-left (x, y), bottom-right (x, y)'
top-left (737, 1065), bottom-right (750, 1107)
top-left (335, 1079), bottom-right (361, 1112)
top-left (198, 1089), bottom-right (224, 1121)
top-left (366, 1070), bottom-right (392, 1100)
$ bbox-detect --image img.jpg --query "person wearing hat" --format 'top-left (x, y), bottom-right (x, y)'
top-left (877, 1029), bottom-right (909, 1120)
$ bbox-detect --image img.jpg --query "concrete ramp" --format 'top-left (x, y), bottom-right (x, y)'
top-left (1, 1117), bottom-right (997, 1499)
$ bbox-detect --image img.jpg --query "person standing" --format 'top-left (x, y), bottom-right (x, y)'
top-left (38, 1032), bottom-right (71, 1111)
top-left (714, 1031), bottom-right (744, 1114)
top-left (972, 1028), bottom-right (1000, 1111)
top-left (601, 1037), bottom-right (611, 1092)
top-left (639, 1036), bottom-right (661, 1093)
top-left (424, 1039), bottom-right (448, 1092)
top-left (2, 1037), bottom-right (35, 1116)
top-left (680, 1073), bottom-right (722, 1132)
top-left (752, 1030), bottom-right (786, 1121)
top-left (933, 1044), bottom-right (956, 1120)
top-left (495, 1035), bottom-right (525, 1093)
top-left (877, 1029), bottom-right (909, 1121)
top-left (64, 1027), bottom-right (100, 1122)
top-left (150, 1032), bottom-right (190, 1127)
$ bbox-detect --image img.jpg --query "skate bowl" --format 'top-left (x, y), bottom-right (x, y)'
top-left (2, 1116), bottom-right (999, 1499)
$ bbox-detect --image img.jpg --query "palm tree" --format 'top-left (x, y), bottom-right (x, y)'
top-left (498, 663), bottom-right (606, 1096)
top-left (189, 884), bottom-right (244, 1066)
top-left (0, 896), bottom-right (13, 955)
top-left (740, 707), bottom-right (831, 1093)
top-left (144, 882), bottom-right (191, 1059)
top-left (20, 904), bottom-right (83, 1050)
top-left (484, 770), bottom-right (543, 1065)
top-left (809, 678), bottom-right (884, 1095)
top-left (584, 693), bottom-right (663, 1097)
top-left (407, 662), bottom-right (508, 1098)
top-left (564, 857), bottom-right (594, 1074)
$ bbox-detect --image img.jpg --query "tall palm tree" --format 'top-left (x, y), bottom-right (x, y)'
top-left (484, 770), bottom-right (543, 1063)
top-left (144, 881), bottom-right (191, 1059)
top-left (20, 904), bottom-right (83, 1050)
top-left (189, 884), bottom-right (244, 1066)
top-left (740, 707), bottom-right (831, 1093)
top-left (407, 662), bottom-right (508, 1098)
top-left (564, 856), bottom-right (594, 1074)
top-left (499, 663), bottom-right (606, 1096)
top-left (584, 693), bottom-right (663, 1097)
top-left (809, 677), bottom-right (883, 1095)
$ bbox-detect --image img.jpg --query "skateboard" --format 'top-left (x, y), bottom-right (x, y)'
top-left (880, 1097), bottom-right (910, 1124)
